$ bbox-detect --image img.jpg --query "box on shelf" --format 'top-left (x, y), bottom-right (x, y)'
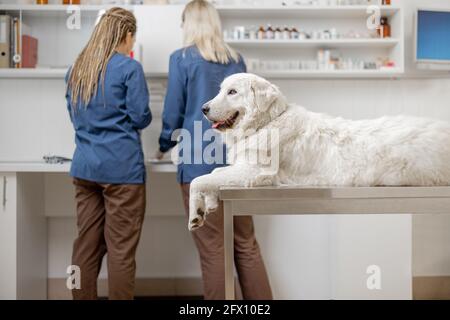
top-left (22, 35), bottom-right (37, 68)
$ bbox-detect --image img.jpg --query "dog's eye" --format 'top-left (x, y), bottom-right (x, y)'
top-left (228, 89), bottom-right (237, 96)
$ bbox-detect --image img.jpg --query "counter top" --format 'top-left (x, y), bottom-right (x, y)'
top-left (0, 160), bottom-right (177, 173)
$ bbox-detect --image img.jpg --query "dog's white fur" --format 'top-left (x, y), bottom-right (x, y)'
top-left (188, 73), bottom-right (450, 230)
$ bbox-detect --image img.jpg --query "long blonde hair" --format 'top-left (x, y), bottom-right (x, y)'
top-left (68, 7), bottom-right (137, 107)
top-left (182, 0), bottom-right (239, 64)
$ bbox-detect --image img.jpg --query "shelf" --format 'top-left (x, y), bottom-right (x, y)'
top-left (0, 68), bottom-right (406, 79)
top-left (0, 68), bottom-right (168, 79)
top-left (217, 5), bottom-right (400, 19)
top-left (0, 4), bottom-right (400, 18)
top-left (226, 38), bottom-right (400, 49)
top-left (0, 68), bottom-right (68, 78)
top-left (3, 68), bottom-right (444, 80)
top-left (253, 68), bottom-right (403, 79)
top-left (0, 4), bottom-right (133, 17)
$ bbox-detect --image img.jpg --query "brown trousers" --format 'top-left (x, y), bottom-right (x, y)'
top-left (71, 178), bottom-right (146, 300)
top-left (181, 184), bottom-right (273, 300)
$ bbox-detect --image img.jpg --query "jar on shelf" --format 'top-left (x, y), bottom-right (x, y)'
top-left (36, 0), bottom-right (49, 4)
top-left (63, 0), bottom-right (81, 4)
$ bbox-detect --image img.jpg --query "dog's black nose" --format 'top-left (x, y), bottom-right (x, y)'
top-left (202, 104), bottom-right (210, 115)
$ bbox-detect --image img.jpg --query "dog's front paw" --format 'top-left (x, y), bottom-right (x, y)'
top-left (189, 191), bottom-right (205, 231)
top-left (188, 183), bottom-right (219, 231)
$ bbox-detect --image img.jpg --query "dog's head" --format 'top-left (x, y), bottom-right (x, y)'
top-left (202, 73), bottom-right (287, 132)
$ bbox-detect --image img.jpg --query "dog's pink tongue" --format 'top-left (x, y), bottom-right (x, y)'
top-left (212, 121), bottom-right (224, 129)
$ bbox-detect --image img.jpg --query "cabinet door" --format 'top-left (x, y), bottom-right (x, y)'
top-left (0, 173), bottom-right (17, 299)
top-left (134, 5), bottom-right (184, 75)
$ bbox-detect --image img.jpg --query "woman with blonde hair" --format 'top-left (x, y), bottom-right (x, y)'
top-left (157, 0), bottom-right (272, 300)
top-left (66, 7), bottom-right (151, 300)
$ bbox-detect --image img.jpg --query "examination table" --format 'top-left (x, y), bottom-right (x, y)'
top-left (219, 186), bottom-right (450, 300)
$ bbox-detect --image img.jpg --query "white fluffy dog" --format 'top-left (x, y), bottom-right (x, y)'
top-left (188, 73), bottom-right (450, 230)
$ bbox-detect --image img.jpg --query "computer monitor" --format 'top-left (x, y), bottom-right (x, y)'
top-left (415, 8), bottom-right (450, 70)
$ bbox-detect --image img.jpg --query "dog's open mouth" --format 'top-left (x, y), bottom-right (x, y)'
top-left (211, 111), bottom-right (240, 130)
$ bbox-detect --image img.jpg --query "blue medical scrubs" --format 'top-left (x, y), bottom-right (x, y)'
top-left (159, 46), bottom-right (246, 183)
top-left (65, 52), bottom-right (152, 184)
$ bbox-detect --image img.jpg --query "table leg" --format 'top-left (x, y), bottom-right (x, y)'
top-left (224, 200), bottom-right (235, 300)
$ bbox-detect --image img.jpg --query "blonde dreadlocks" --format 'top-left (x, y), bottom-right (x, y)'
top-left (67, 7), bottom-right (137, 107)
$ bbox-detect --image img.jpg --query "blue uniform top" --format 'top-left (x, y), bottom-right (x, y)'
top-left (65, 52), bottom-right (152, 184)
top-left (159, 46), bottom-right (246, 183)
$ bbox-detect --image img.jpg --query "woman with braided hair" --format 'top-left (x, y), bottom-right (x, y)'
top-left (65, 7), bottom-right (151, 300)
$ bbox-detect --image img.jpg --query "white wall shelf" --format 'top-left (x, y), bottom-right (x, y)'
top-left (0, 68), bottom-right (406, 79)
top-left (0, 68), bottom-right (168, 79)
top-left (226, 38), bottom-right (400, 49)
top-left (0, 4), bottom-right (400, 18)
top-left (1, 68), bottom-right (445, 80)
top-left (255, 68), bottom-right (403, 79)
top-left (0, 68), bottom-right (67, 79)
top-left (0, 4), bottom-right (132, 17)
top-left (216, 5), bottom-right (401, 19)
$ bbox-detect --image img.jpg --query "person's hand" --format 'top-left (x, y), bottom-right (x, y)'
top-left (154, 150), bottom-right (165, 161)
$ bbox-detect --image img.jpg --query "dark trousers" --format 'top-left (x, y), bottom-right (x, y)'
top-left (71, 178), bottom-right (146, 300)
top-left (181, 184), bottom-right (273, 300)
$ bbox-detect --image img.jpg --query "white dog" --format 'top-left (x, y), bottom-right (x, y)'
top-left (188, 73), bottom-right (450, 230)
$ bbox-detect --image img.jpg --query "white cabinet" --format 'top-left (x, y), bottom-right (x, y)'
top-left (134, 5), bottom-right (184, 75)
top-left (0, 173), bottom-right (17, 299)
top-left (0, 173), bottom-right (47, 300)
top-left (0, 4), bottom-right (406, 79)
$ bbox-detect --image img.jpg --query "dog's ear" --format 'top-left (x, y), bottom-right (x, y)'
top-left (250, 78), bottom-right (279, 112)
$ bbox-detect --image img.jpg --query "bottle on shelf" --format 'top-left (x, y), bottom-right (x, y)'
top-left (378, 17), bottom-right (391, 38)
top-left (266, 24), bottom-right (274, 40)
top-left (63, 0), bottom-right (82, 4)
top-left (283, 26), bottom-right (291, 40)
top-left (257, 25), bottom-right (265, 40)
top-left (249, 26), bottom-right (257, 40)
top-left (274, 27), bottom-right (282, 40)
top-left (382, 0), bottom-right (391, 5)
top-left (36, 0), bottom-right (49, 4)
top-left (291, 27), bottom-right (299, 40)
